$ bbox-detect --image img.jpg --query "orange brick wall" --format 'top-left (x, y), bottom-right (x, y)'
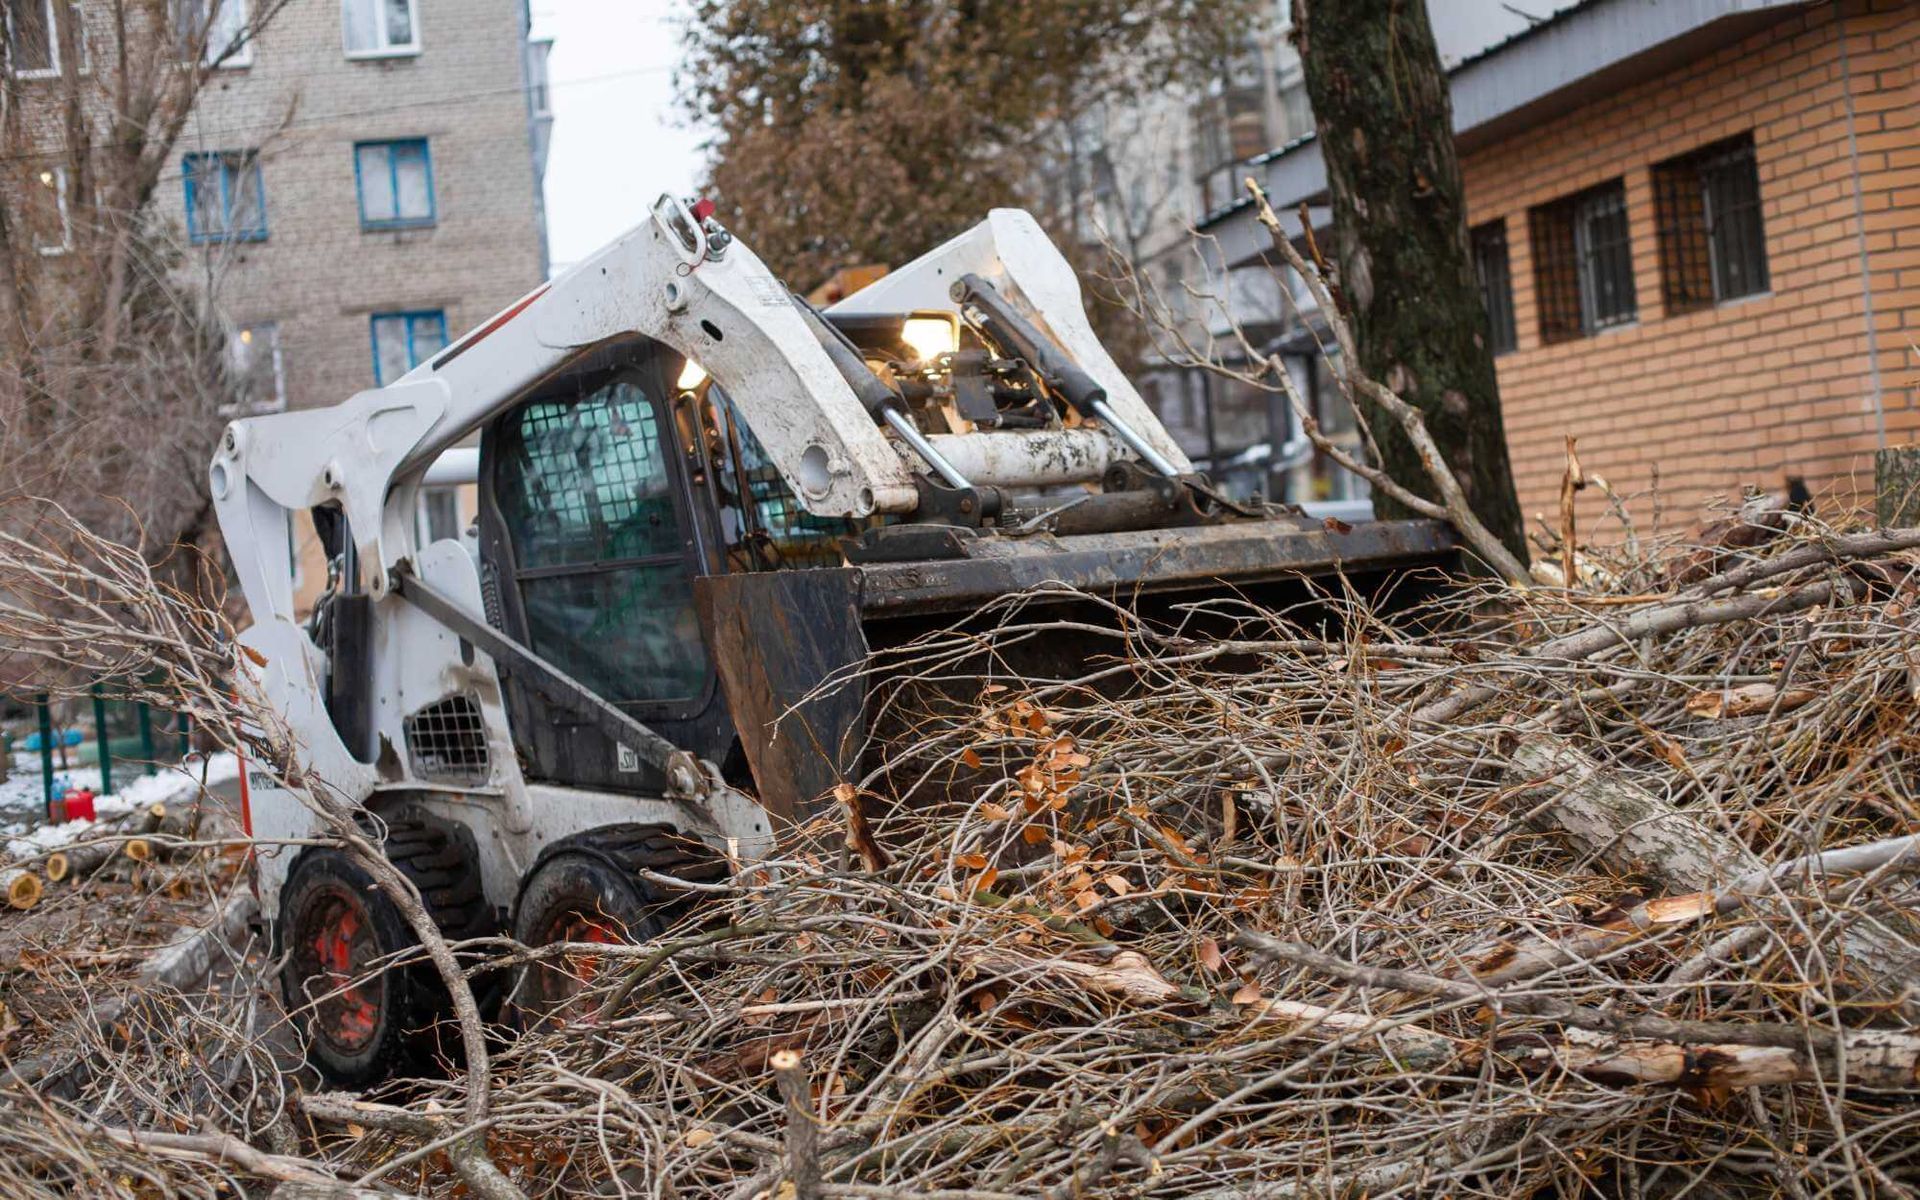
top-left (1463, 0), bottom-right (1916, 531)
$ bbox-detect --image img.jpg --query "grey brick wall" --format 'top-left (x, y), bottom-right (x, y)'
top-left (162, 0), bottom-right (548, 413)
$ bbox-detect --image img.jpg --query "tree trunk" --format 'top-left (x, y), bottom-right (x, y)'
top-left (1295, 0), bottom-right (1526, 563)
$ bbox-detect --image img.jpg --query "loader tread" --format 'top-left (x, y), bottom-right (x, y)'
top-left (381, 809), bottom-right (494, 942)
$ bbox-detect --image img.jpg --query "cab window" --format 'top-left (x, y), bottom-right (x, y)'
top-left (495, 372), bottom-right (708, 705)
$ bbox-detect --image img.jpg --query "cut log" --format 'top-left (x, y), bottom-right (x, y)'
top-left (1505, 733), bottom-right (1755, 890)
top-left (44, 840), bottom-right (124, 884)
top-left (1512, 1027), bottom-right (1920, 1092)
top-left (3, 869), bottom-right (43, 910)
top-left (1496, 741), bottom-right (1920, 1009)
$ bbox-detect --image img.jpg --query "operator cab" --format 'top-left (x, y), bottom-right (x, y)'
top-left (472, 336), bottom-right (865, 799)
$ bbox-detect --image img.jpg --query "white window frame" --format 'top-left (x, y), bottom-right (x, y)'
top-left (175, 0), bottom-right (252, 68)
top-left (525, 38), bottom-right (553, 118)
top-left (5, 0), bottom-right (61, 78)
top-left (222, 321), bottom-right (286, 415)
top-left (341, 0), bottom-right (421, 60)
top-left (31, 165), bottom-right (72, 255)
top-left (416, 485), bottom-right (462, 546)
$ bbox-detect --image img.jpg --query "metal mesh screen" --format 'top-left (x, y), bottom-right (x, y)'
top-left (403, 693), bottom-right (490, 785)
top-left (711, 391), bottom-right (855, 570)
top-left (1472, 220), bottom-right (1517, 355)
top-left (500, 383), bottom-right (680, 570)
top-left (1529, 201), bottom-right (1582, 345)
top-left (1657, 133), bottom-right (1768, 313)
top-left (1531, 178), bottom-right (1635, 341)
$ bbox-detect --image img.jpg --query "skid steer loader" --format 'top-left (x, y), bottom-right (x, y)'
top-left (212, 198), bottom-right (1454, 1082)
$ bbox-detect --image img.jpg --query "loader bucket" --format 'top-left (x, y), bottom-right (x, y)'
top-left (695, 516), bottom-right (1456, 825)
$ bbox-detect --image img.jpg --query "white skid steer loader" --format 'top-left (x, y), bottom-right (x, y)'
top-left (212, 197), bottom-right (1453, 1082)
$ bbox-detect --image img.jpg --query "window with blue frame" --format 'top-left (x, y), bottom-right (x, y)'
top-left (370, 310), bottom-right (447, 385)
top-left (183, 151), bottom-right (267, 243)
top-left (355, 139), bottom-right (434, 229)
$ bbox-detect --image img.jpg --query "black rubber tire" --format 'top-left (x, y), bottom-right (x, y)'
top-left (277, 809), bottom-right (496, 1085)
top-left (277, 848), bottom-right (423, 1087)
top-left (510, 824), bottom-right (721, 1025)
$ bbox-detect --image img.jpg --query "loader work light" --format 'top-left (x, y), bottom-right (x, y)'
top-left (900, 313), bottom-right (960, 362)
top-left (676, 358), bottom-right (709, 390)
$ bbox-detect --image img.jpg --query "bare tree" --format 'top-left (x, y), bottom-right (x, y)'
top-left (1, 0), bottom-right (292, 576)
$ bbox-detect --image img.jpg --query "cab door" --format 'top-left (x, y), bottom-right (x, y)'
top-left (475, 340), bottom-right (734, 795)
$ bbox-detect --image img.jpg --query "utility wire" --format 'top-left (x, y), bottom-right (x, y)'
top-left (0, 61), bottom-right (674, 166)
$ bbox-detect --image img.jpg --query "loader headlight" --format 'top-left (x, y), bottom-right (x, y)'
top-left (676, 358), bottom-right (709, 390)
top-left (901, 313), bottom-right (960, 363)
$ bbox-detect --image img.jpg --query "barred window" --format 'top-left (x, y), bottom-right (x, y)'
top-left (1654, 133), bottom-right (1768, 313)
top-left (1471, 220), bottom-right (1516, 356)
top-left (1530, 179), bottom-right (1635, 343)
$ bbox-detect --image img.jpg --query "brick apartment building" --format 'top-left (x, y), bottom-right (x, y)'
top-left (164, 0), bottom-right (551, 597)
top-left (1200, 0), bottom-right (1915, 526)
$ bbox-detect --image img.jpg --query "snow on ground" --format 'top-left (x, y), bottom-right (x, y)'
top-left (1, 752), bottom-right (240, 855)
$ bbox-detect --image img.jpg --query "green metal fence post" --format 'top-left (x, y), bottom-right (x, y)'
top-left (36, 694), bottom-right (54, 819)
top-left (137, 702), bottom-right (156, 774)
top-left (91, 683), bottom-right (112, 797)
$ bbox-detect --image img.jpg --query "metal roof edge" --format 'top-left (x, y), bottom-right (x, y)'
top-left (1198, 0), bottom-right (1811, 250)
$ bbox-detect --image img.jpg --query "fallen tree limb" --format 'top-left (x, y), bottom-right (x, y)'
top-left (1240, 933), bottom-right (1819, 1050)
top-left (1415, 576), bottom-right (1855, 724)
top-left (1503, 733), bottom-right (1753, 889)
top-left (90, 1125), bottom-right (352, 1188)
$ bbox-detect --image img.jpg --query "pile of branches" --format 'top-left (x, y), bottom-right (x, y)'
top-left (287, 515), bottom-right (1915, 1198)
top-left (3, 502), bottom-right (1918, 1198)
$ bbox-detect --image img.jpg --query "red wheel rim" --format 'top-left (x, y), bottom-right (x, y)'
top-left (290, 886), bottom-right (385, 1055)
top-left (529, 906), bottom-right (629, 1018)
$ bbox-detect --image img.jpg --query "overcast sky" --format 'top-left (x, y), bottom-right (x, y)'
top-left (528, 0), bottom-right (705, 273)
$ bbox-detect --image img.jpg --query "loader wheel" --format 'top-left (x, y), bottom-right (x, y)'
top-left (277, 811), bottom-right (496, 1086)
top-left (511, 824), bottom-right (723, 1027)
top-left (279, 849), bottom-right (421, 1086)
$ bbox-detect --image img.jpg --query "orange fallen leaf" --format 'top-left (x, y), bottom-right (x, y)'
top-left (979, 802), bottom-right (1011, 821)
top-left (1231, 983), bottom-right (1263, 1005)
top-left (961, 747), bottom-right (983, 769)
top-left (1198, 937), bottom-right (1225, 973)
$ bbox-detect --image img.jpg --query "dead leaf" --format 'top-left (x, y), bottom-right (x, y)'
top-left (980, 802), bottom-right (1011, 821)
top-left (961, 747), bottom-right (983, 769)
top-left (1636, 721), bottom-right (1692, 774)
top-left (1102, 872), bottom-right (1132, 897)
top-left (1231, 983), bottom-right (1263, 1005)
top-left (955, 853), bottom-right (989, 870)
top-left (684, 1128), bottom-right (715, 1149)
top-left (239, 645), bottom-right (269, 667)
top-left (1198, 938), bottom-right (1225, 973)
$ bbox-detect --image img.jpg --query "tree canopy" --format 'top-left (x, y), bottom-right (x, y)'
top-left (678, 0), bottom-right (1257, 288)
